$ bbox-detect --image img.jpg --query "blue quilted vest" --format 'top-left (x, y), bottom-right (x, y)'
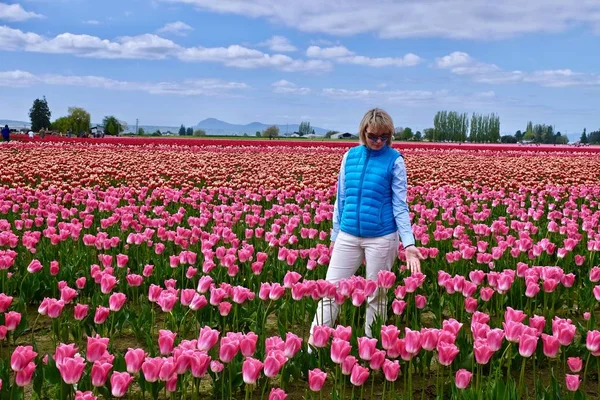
top-left (339, 145), bottom-right (401, 238)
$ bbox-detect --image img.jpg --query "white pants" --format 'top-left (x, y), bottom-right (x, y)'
top-left (310, 231), bottom-right (399, 338)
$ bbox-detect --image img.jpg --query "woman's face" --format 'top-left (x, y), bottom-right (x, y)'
top-left (365, 126), bottom-right (390, 150)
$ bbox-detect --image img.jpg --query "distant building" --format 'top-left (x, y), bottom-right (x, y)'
top-left (91, 126), bottom-right (104, 135)
top-left (333, 132), bottom-right (358, 139)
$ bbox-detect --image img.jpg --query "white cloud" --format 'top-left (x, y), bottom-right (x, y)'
top-left (260, 35), bottom-right (296, 52)
top-left (160, 0), bottom-right (600, 39)
top-left (321, 87), bottom-right (496, 107)
top-left (84, 20), bottom-right (101, 25)
top-left (307, 45), bottom-right (422, 67)
top-left (0, 69), bottom-right (249, 96)
top-left (0, 26), bottom-right (331, 72)
top-left (179, 44), bottom-right (332, 72)
top-left (271, 79), bottom-right (310, 95)
top-left (157, 21), bottom-right (194, 36)
top-left (436, 51), bottom-right (600, 87)
top-left (0, 2), bottom-right (43, 22)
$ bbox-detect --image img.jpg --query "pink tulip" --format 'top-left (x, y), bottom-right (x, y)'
top-left (518, 333), bottom-right (538, 358)
top-left (198, 326), bottom-right (220, 352)
top-left (473, 339), bottom-right (495, 365)
top-left (109, 292), bottom-right (127, 312)
top-left (5, 311), bottom-right (21, 330)
top-left (91, 361), bottom-right (113, 387)
top-left (54, 344), bottom-right (78, 367)
top-left (311, 326), bottom-right (331, 348)
top-left (565, 374), bottom-right (581, 392)
top-left (382, 359), bottom-right (400, 381)
top-left (240, 332), bottom-right (259, 357)
top-left (86, 335), bottom-right (110, 363)
top-left (586, 330), bottom-right (600, 353)
top-left (74, 304), bottom-right (89, 321)
top-left (158, 357), bottom-right (176, 381)
top-left (331, 338), bottom-right (352, 364)
top-left (76, 277), bottom-right (87, 289)
top-left (58, 354), bottom-right (86, 384)
top-left (157, 291), bottom-right (178, 312)
top-left (100, 274), bottom-right (118, 294)
top-left (480, 287), bottom-right (494, 302)
top-left (210, 360), bottom-right (224, 373)
top-left (125, 348), bottom-right (146, 374)
top-left (308, 368), bottom-right (326, 391)
top-left (392, 299), bottom-right (407, 315)
top-left (15, 362), bottom-right (36, 386)
top-left (333, 325), bottom-right (352, 341)
top-left (94, 306), bottom-right (110, 324)
top-left (0, 294), bottom-right (13, 312)
top-left (142, 357), bottom-right (163, 382)
top-left (568, 357), bottom-right (583, 373)
top-left (369, 350), bottom-right (386, 370)
top-left (27, 259), bottom-right (43, 273)
top-left (264, 352), bottom-right (285, 377)
top-left (465, 297), bottom-right (478, 313)
top-left (455, 369), bottom-right (473, 389)
top-left (350, 364), bottom-right (370, 386)
top-left (49, 260), bottom-right (60, 275)
top-left (143, 264), bottom-right (154, 277)
top-left (190, 352), bottom-right (211, 378)
top-left (219, 301), bottom-right (232, 316)
top-left (377, 270), bottom-right (396, 289)
top-left (404, 328), bottom-right (422, 355)
top-left (11, 346), bottom-right (38, 372)
top-left (189, 293), bottom-right (208, 311)
top-left (75, 391), bottom-right (97, 400)
top-left (415, 295), bottom-right (427, 309)
top-left (269, 388), bottom-right (287, 400)
top-left (284, 332), bottom-right (302, 359)
top-left (358, 337), bottom-right (377, 361)
top-left (341, 356), bottom-right (357, 375)
top-left (219, 337), bottom-right (239, 363)
top-left (159, 330), bottom-right (177, 355)
top-left (437, 342), bottom-right (460, 366)
top-left (111, 372), bottom-right (134, 397)
top-left (242, 357), bottom-right (263, 385)
top-left (541, 334), bottom-right (560, 358)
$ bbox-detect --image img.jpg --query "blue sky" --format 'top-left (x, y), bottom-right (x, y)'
top-left (1, 0), bottom-right (599, 138)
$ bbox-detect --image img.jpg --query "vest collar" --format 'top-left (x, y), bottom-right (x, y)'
top-left (363, 144), bottom-right (389, 157)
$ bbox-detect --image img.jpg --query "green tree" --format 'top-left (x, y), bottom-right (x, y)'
top-left (52, 116), bottom-right (71, 133)
top-left (263, 125), bottom-right (279, 139)
top-left (414, 131), bottom-right (422, 141)
top-left (423, 128), bottom-right (435, 141)
top-left (402, 127), bottom-right (413, 141)
top-left (255, 131), bottom-right (261, 137)
top-left (186, 127), bottom-right (193, 136)
top-left (179, 125), bottom-right (186, 136)
top-left (524, 121), bottom-right (534, 140)
top-left (588, 130), bottom-right (600, 144)
top-left (137, 127), bottom-right (145, 135)
top-left (102, 116), bottom-right (124, 136)
top-left (68, 107), bottom-right (91, 134)
top-left (299, 121), bottom-right (312, 136)
top-left (581, 128), bottom-right (588, 144)
top-left (29, 97), bottom-right (52, 132)
top-left (515, 130), bottom-right (523, 141)
top-left (193, 129), bottom-right (206, 137)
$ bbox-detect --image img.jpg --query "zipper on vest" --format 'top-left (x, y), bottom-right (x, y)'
top-left (356, 148), bottom-right (370, 237)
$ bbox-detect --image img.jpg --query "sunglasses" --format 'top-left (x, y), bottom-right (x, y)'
top-left (366, 133), bottom-right (390, 143)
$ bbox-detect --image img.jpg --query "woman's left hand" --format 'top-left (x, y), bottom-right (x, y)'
top-left (405, 246), bottom-right (425, 274)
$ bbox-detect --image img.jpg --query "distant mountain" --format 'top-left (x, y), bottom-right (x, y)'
top-left (0, 119), bottom-right (29, 128)
top-left (195, 118), bottom-right (329, 135)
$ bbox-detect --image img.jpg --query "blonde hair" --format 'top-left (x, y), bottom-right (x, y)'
top-left (358, 108), bottom-right (394, 146)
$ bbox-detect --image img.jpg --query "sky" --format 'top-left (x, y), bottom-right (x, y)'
top-left (1, 0), bottom-right (599, 138)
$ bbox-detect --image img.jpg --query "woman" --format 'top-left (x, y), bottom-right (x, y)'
top-left (310, 108), bottom-right (424, 341)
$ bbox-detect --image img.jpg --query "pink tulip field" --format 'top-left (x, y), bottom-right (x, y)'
top-left (0, 140), bottom-right (600, 399)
